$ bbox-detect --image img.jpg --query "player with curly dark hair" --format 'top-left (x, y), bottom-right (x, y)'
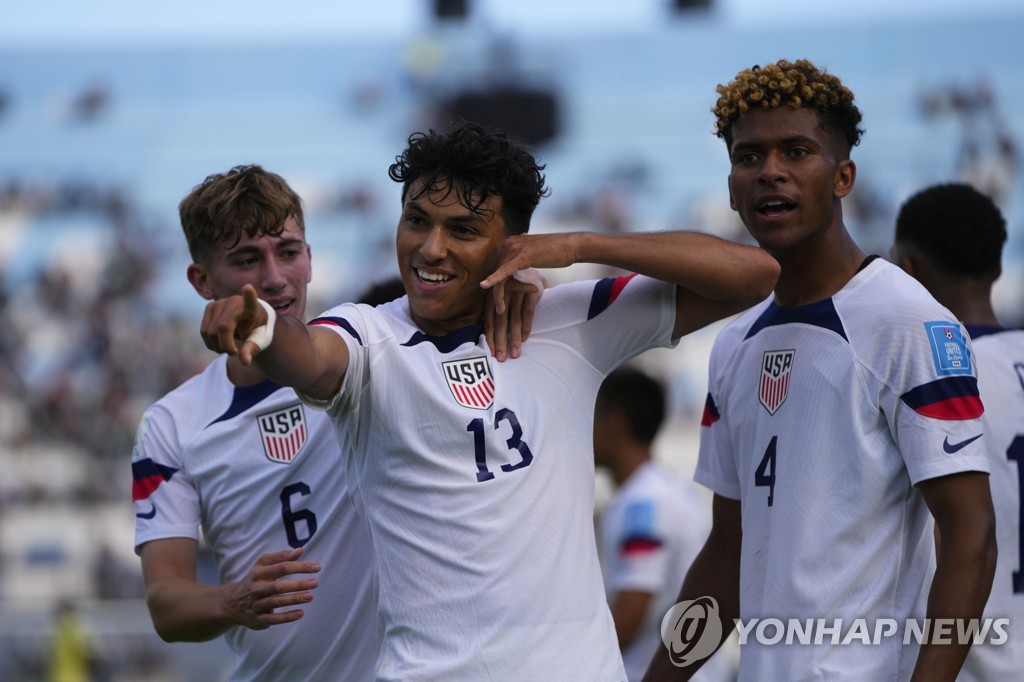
top-left (645, 60), bottom-right (995, 682)
top-left (893, 182), bottom-right (1007, 278)
top-left (198, 120), bottom-right (779, 680)
top-left (388, 122), bottom-right (549, 236)
top-left (892, 182), bottom-right (1022, 682)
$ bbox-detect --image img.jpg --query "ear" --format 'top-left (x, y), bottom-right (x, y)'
top-left (605, 405), bottom-right (630, 437)
top-left (306, 243), bottom-right (313, 284)
top-left (728, 174), bottom-right (738, 211)
top-left (187, 263), bottom-right (216, 300)
top-left (889, 242), bottom-right (917, 277)
top-left (833, 159), bottom-right (856, 200)
top-left (896, 254), bottom-right (917, 278)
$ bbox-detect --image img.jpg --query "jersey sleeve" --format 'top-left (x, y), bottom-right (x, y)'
top-left (874, 313), bottom-right (990, 484)
top-left (607, 498), bottom-right (674, 594)
top-left (693, 334), bottom-right (742, 500)
top-left (132, 405), bottom-right (201, 553)
top-left (298, 303), bottom-right (370, 416)
top-left (537, 274), bottom-right (677, 375)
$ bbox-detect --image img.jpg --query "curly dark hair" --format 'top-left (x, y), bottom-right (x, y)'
top-left (596, 366), bottom-right (666, 445)
top-left (388, 121), bottom-right (549, 236)
top-left (179, 164), bottom-right (304, 264)
top-left (713, 59), bottom-right (865, 156)
top-left (895, 182), bottom-right (1006, 277)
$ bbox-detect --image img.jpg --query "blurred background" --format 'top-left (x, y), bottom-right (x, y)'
top-left (1, 0), bottom-right (1022, 679)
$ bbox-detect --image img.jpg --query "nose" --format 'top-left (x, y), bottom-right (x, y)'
top-left (419, 225), bottom-right (448, 262)
top-left (757, 150), bottom-right (787, 184)
top-left (261, 255), bottom-right (287, 293)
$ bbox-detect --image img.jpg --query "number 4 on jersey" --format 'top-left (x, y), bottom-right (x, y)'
top-left (756, 436), bottom-right (778, 507)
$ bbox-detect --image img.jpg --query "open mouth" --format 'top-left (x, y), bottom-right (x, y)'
top-left (757, 200), bottom-right (796, 217)
top-left (267, 299), bottom-right (294, 313)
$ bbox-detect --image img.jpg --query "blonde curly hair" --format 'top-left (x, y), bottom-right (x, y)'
top-left (713, 59), bottom-right (864, 155)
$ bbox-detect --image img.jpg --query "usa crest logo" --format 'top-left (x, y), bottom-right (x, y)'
top-left (760, 350), bottom-right (795, 416)
top-left (257, 404), bottom-right (307, 464)
top-left (442, 356), bottom-right (495, 410)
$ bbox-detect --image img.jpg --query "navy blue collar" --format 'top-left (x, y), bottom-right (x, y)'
top-left (208, 380), bottom-right (284, 426)
top-left (964, 324), bottom-right (1009, 340)
top-left (403, 322), bottom-right (484, 353)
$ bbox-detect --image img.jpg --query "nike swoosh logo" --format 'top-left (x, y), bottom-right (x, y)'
top-left (136, 504), bottom-right (157, 519)
top-left (943, 434), bottom-right (983, 453)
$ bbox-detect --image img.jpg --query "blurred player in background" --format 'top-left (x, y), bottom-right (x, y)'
top-left (199, 121), bottom-right (780, 680)
top-left (594, 366), bottom-right (730, 682)
top-left (132, 165), bottom-right (380, 681)
top-left (891, 181), bottom-right (1023, 681)
top-left (645, 59), bottom-right (995, 681)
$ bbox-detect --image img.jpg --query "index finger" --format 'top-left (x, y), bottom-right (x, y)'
top-left (241, 284), bottom-right (261, 316)
top-left (480, 259), bottom-right (522, 290)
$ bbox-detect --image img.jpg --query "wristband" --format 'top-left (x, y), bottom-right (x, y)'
top-left (245, 299), bottom-right (277, 351)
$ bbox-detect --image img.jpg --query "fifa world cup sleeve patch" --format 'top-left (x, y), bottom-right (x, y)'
top-left (924, 321), bottom-right (973, 376)
top-left (619, 500), bottom-right (663, 556)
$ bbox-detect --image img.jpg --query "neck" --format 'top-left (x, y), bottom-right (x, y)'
top-left (772, 225), bottom-right (866, 306)
top-left (921, 279), bottom-right (1000, 327)
top-left (609, 446), bottom-right (650, 487)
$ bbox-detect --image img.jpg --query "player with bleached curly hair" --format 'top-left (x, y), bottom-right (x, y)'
top-left (645, 59), bottom-right (996, 682)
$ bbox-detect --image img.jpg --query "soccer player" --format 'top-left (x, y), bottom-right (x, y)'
top-left (199, 121), bottom-right (780, 680)
top-left (131, 165), bottom-right (381, 680)
top-left (594, 367), bottom-right (729, 682)
top-left (891, 181), bottom-right (1023, 681)
top-left (643, 60), bottom-right (996, 681)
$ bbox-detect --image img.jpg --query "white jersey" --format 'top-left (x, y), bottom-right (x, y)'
top-left (304, 274), bottom-right (677, 681)
top-left (695, 258), bottom-right (990, 681)
top-left (600, 461), bottom-right (729, 682)
top-left (958, 326), bottom-right (1024, 682)
top-left (132, 355), bottom-right (379, 682)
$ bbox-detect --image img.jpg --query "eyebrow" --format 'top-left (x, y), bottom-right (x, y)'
top-left (224, 237), bottom-right (304, 256)
top-left (405, 199), bottom-right (486, 224)
top-left (733, 134), bottom-right (821, 152)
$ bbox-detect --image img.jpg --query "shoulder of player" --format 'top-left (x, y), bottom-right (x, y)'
top-left (836, 265), bottom-right (961, 349)
top-left (531, 274), bottom-right (667, 330)
top-left (619, 462), bottom-right (685, 503)
top-left (308, 300), bottom-right (406, 346)
top-left (141, 355), bottom-right (228, 424)
top-left (837, 258), bottom-right (950, 323)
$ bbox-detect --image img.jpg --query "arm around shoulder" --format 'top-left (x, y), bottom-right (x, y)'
top-left (561, 230), bottom-right (779, 338)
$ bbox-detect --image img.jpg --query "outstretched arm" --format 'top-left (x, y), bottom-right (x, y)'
top-left (200, 284), bottom-right (349, 402)
top-left (140, 539), bottom-right (320, 642)
top-left (911, 471), bottom-right (996, 681)
top-left (642, 494), bottom-right (741, 681)
top-left (481, 231), bottom-right (779, 339)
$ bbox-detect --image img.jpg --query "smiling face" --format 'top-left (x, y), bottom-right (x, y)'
top-left (727, 107), bottom-right (855, 258)
top-left (396, 178), bottom-right (508, 336)
top-left (187, 216), bottom-right (312, 321)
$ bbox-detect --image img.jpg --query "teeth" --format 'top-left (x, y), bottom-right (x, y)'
top-left (417, 269), bottom-right (453, 283)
